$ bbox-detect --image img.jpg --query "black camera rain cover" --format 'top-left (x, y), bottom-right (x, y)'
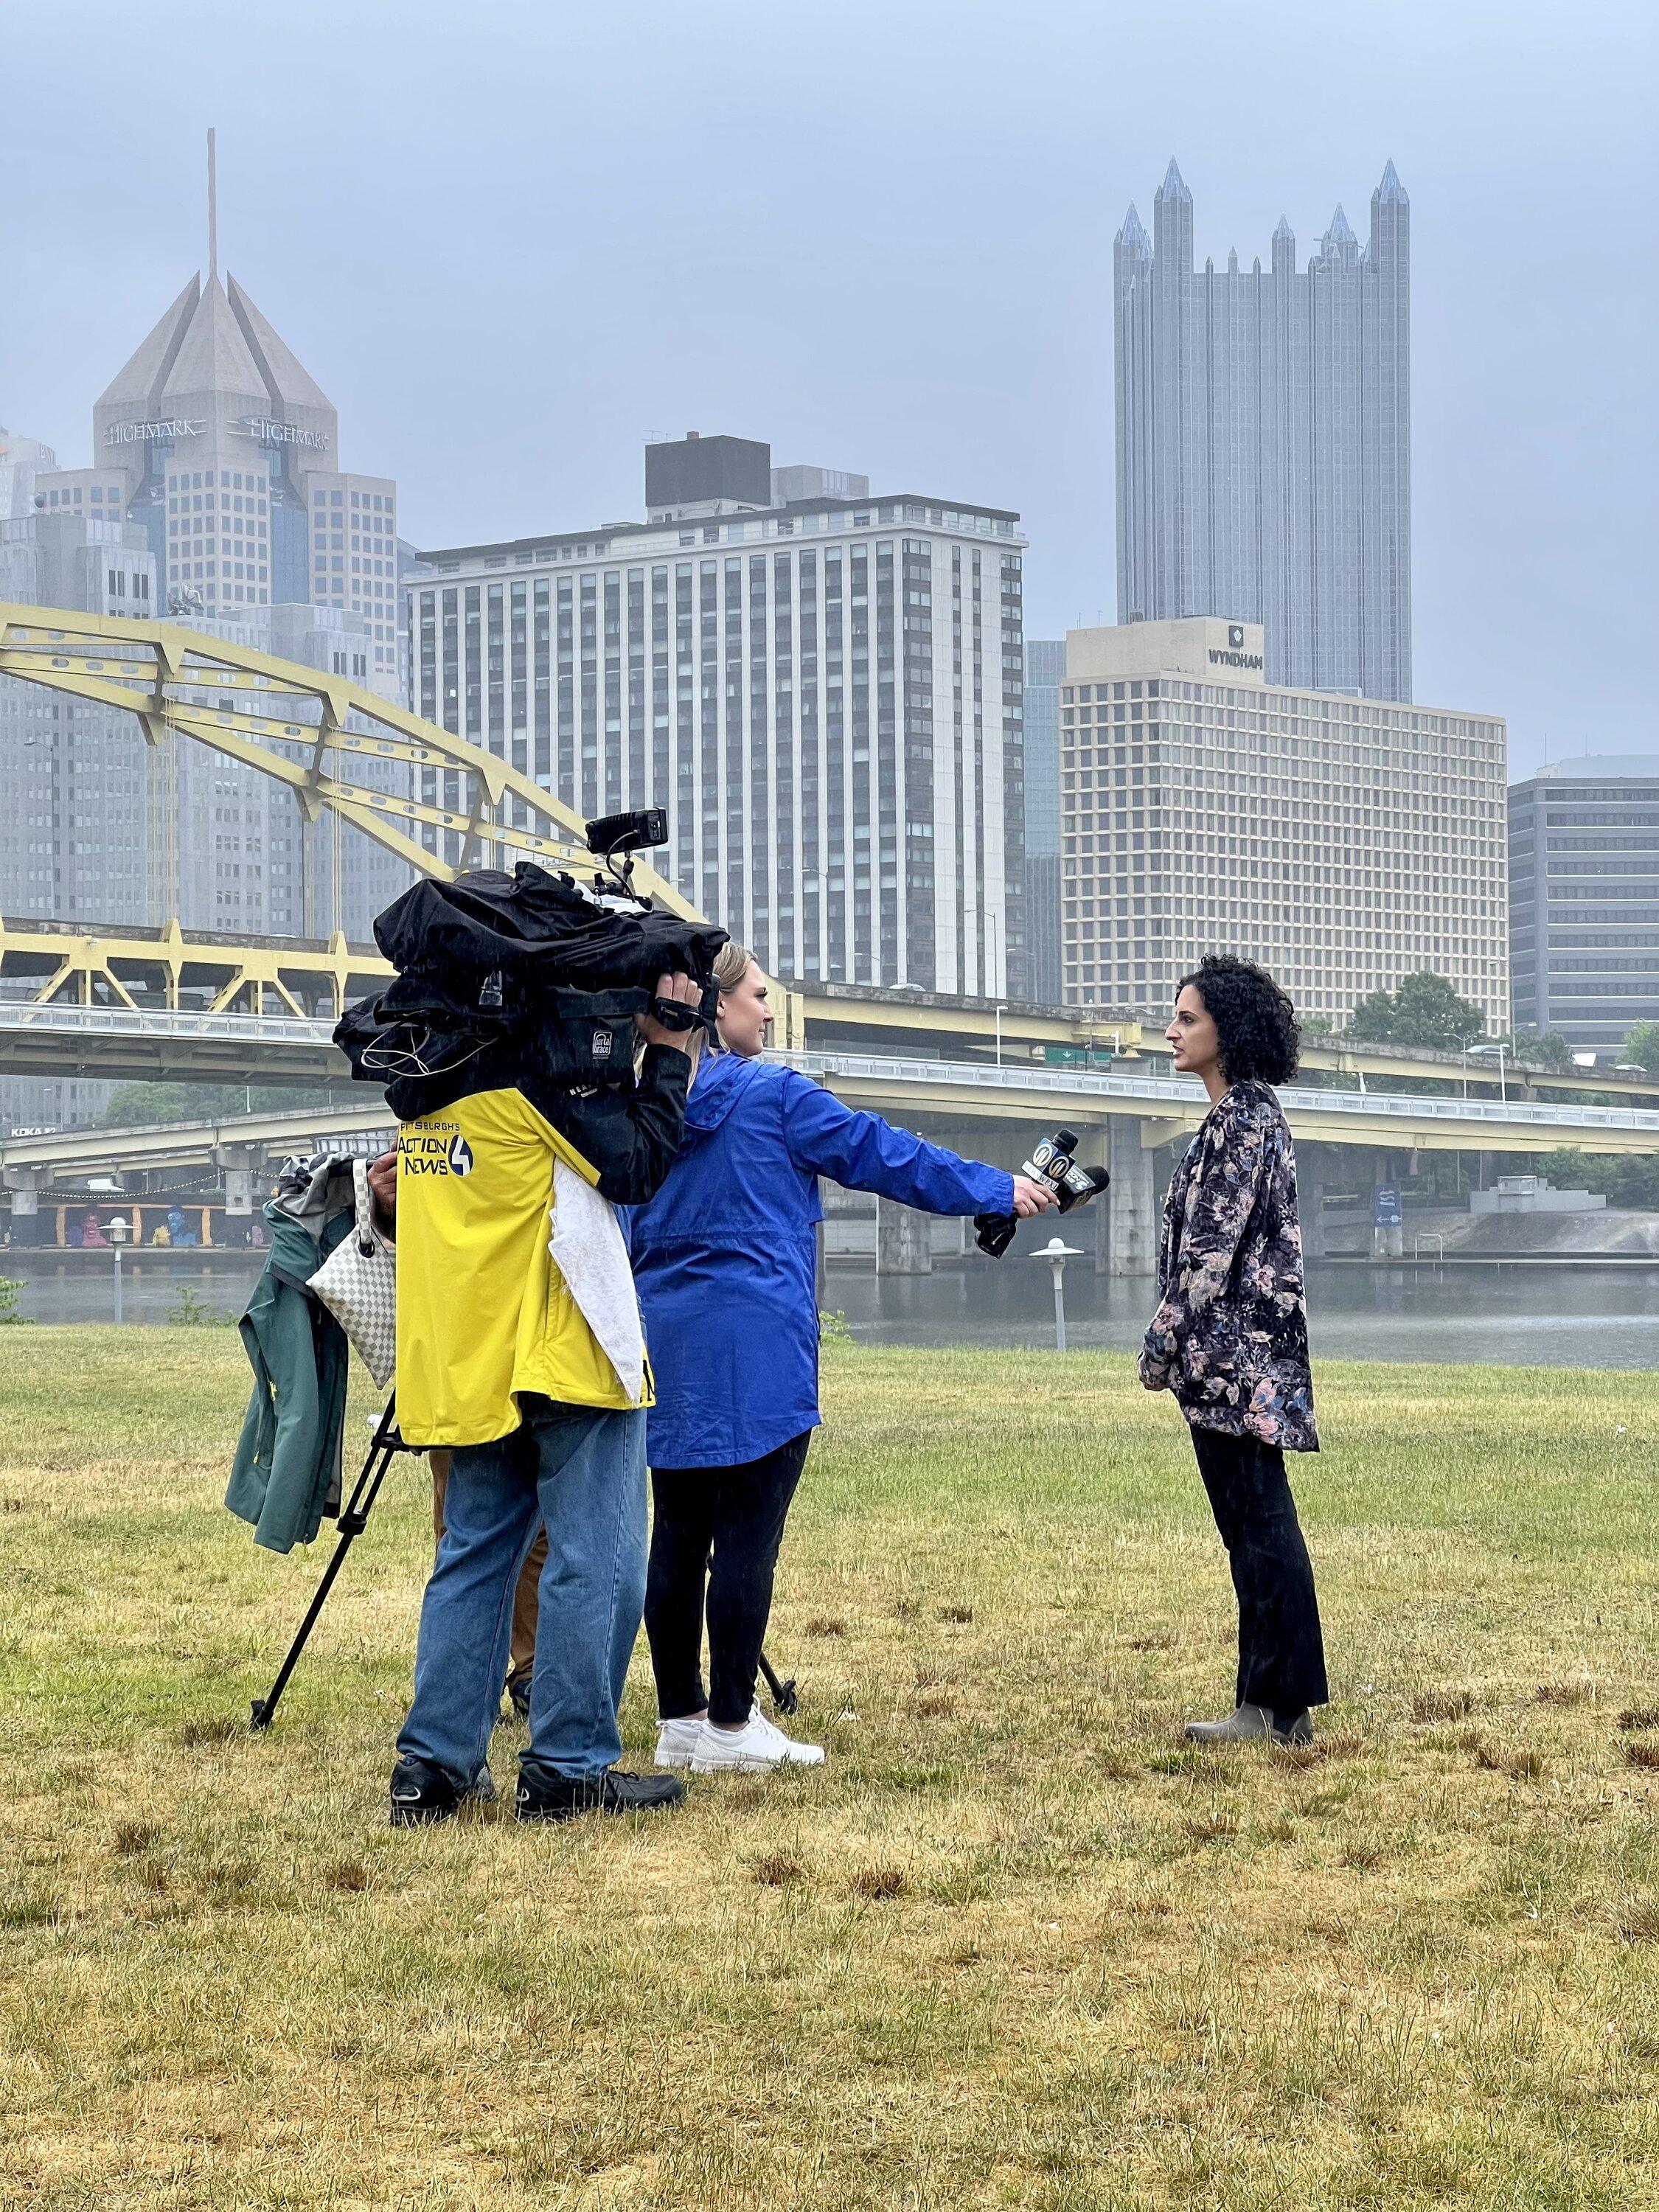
top-left (335, 863), bottom-right (729, 1117)
top-left (375, 863), bottom-right (727, 1000)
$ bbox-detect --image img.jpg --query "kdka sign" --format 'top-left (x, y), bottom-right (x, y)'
top-left (1208, 623), bottom-right (1264, 672)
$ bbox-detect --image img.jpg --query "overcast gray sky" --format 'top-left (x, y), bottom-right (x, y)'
top-left (2, 0), bottom-right (1654, 774)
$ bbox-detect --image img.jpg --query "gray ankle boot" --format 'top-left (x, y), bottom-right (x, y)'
top-left (1186, 1703), bottom-right (1313, 1747)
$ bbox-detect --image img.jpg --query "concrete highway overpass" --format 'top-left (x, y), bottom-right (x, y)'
top-left (4, 922), bottom-right (1658, 1103)
top-left (6, 1050), bottom-right (1658, 1272)
top-left (4, 599), bottom-right (1657, 1271)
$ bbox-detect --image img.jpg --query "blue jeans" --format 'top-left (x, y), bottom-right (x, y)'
top-left (397, 1397), bottom-right (647, 1785)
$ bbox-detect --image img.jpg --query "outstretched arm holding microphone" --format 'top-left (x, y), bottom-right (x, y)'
top-left (627, 942), bottom-right (1056, 1775)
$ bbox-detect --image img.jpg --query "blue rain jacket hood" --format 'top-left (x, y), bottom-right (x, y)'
top-left (628, 1051), bottom-right (1013, 1468)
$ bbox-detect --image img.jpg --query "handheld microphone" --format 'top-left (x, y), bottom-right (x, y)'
top-left (973, 1127), bottom-right (1110, 1259)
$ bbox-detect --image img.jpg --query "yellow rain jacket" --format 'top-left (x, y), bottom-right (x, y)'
top-left (394, 1048), bottom-right (689, 1447)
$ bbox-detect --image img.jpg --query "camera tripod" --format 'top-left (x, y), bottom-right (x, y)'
top-left (248, 1396), bottom-right (798, 1729)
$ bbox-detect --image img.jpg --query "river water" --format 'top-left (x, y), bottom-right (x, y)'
top-left (829, 1262), bottom-right (1659, 1370)
top-left (4, 1249), bottom-right (1657, 1368)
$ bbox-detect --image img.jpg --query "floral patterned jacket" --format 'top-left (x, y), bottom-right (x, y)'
top-left (1138, 1079), bottom-right (1318, 1452)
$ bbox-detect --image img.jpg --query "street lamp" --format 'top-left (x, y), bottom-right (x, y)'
top-left (1469, 1041), bottom-right (1508, 1102)
top-left (1031, 1234), bottom-right (1084, 1352)
top-left (107, 1215), bottom-right (131, 1325)
top-left (993, 1003), bottom-right (1007, 1067)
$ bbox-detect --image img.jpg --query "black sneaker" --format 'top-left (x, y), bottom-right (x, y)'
top-left (389, 1754), bottom-right (464, 1828)
top-left (515, 1761), bottom-right (685, 1823)
top-left (507, 1673), bottom-right (532, 1722)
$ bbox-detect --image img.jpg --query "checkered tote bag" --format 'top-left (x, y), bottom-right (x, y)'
top-left (308, 1156), bottom-right (397, 1389)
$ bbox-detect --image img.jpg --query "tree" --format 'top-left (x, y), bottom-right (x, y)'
top-left (102, 1082), bottom-right (355, 1127)
top-left (1511, 1029), bottom-right (1573, 1070)
top-left (1622, 1022), bottom-right (1659, 1076)
top-left (1537, 1146), bottom-right (1610, 1197)
top-left (1535, 1146), bottom-right (1659, 1211)
top-left (1343, 972), bottom-right (1487, 1051)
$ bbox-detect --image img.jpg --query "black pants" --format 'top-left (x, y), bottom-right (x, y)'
top-left (644, 1432), bottom-right (812, 1727)
top-left (1189, 1425), bottom-right (1329, 1718)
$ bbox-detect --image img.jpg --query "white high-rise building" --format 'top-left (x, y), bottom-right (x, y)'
top-left (1061, 616), bottom-right (1506, 1029)
top-left (413, 434), bottom-right (1029, 997)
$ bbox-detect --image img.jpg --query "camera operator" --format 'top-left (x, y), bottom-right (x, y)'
top-left (366, 1153), bottom-right (546, 1727)
top-left (628, 942), bottom-right (1056, 1773)
top-left (386, 968), bottom-right (700, 1828)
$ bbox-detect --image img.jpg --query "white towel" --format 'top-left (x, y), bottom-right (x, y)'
top-left (549, 1159), bottom-right (646, 1406)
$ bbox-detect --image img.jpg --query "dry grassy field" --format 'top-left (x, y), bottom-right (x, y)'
top-left (1, 1326), bottom-right (1658, 2209)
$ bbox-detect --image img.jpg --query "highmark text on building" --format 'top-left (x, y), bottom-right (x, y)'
top-left (35, 268), bottom-right (400, 682)
top-left (412, 434), bottom-right (1028, 998)
top-left (1060, 617), bottom-right (1508, 1031)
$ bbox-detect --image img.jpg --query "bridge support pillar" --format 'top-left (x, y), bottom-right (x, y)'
top-left (1301, 1169), bottom-right (1326, 1262)
top-left (876, 1197), bottom-right (933, 1276)
top-left (215, 1146), bottom-right (259, 1249)
top-left (4, 1167), bottom-right (41, 1248)
top-left (1105, 1119), bottom-right (1159, 1276)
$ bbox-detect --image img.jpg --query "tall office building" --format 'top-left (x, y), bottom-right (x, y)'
top-left (413, 435), bottom-right (1028, 998)
top-left (1509, 758), bottom-right (1659, 1057)
top-left (10, 262), bottom-right (408, 940)
top-left (1023, 640), bottom-right (1064, 1004)
top-left (1060, 617), bottom-right (1506, 1030)
top-left (0, 465), bottom-right (159, 1130)
top-left (1115, 160), bottom-right (1411, 700)
top-left (0, 506), bottom-right (161, 923)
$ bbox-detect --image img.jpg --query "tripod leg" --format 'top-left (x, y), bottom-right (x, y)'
top-left (757, 1647), bottom-right (799, 1717)
top-left (249, 1405), bottom-right (403, 1732)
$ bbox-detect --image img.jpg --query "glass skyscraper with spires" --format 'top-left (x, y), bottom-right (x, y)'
top-left (1113, 160), bottom-right (1411, 700)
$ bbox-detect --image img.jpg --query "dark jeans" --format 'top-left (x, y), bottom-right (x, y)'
top-left (644, 1432), bottom-right (812, 1726)
top-left (398, 1397), bottom-right (647, 1785)
top-left (1189, 1425), bottom-right (1329, 1719)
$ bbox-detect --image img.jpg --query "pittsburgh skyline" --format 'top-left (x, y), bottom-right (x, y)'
top-left (0, 2), bottom-right (1653, 773)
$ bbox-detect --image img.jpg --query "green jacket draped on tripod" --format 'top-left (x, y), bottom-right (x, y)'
top-left (226, 1203), bottom-right (352, 1553)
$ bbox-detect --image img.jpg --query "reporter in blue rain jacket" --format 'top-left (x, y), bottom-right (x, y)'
top-left (629, 942), bottom-right (1055, 1775)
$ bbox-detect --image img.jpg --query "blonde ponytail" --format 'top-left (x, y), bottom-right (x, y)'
top-left (687, 939), bottom-right (754, 1073)
top-left (712, 939), bottom-right (754, 994)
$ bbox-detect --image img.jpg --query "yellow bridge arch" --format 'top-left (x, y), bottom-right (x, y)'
top-left (0, 597), bottom-right (699, 909)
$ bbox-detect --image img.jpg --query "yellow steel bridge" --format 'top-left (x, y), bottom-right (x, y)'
top-left (4, 599), bottom-right (1659, 1138)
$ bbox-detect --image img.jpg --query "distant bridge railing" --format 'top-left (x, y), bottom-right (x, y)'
top-left (779, 1044), bottom-right (1659, 1133)
top-left (5, 1036), bottom-right (1659, 1171)
top-left (0, 1002), bottom-right (335, 1048)
top-left (772, 1051), bottom-right (1659, 1147)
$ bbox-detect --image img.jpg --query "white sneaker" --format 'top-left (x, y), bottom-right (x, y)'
top-left (654, 1716), bottom-right (705, 1768)
top-left (690, 1705), bottom-right (826, 1773)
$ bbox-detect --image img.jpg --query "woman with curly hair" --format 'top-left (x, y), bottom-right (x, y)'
top-left (1139, 953), bottom-right (1328, 1747)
